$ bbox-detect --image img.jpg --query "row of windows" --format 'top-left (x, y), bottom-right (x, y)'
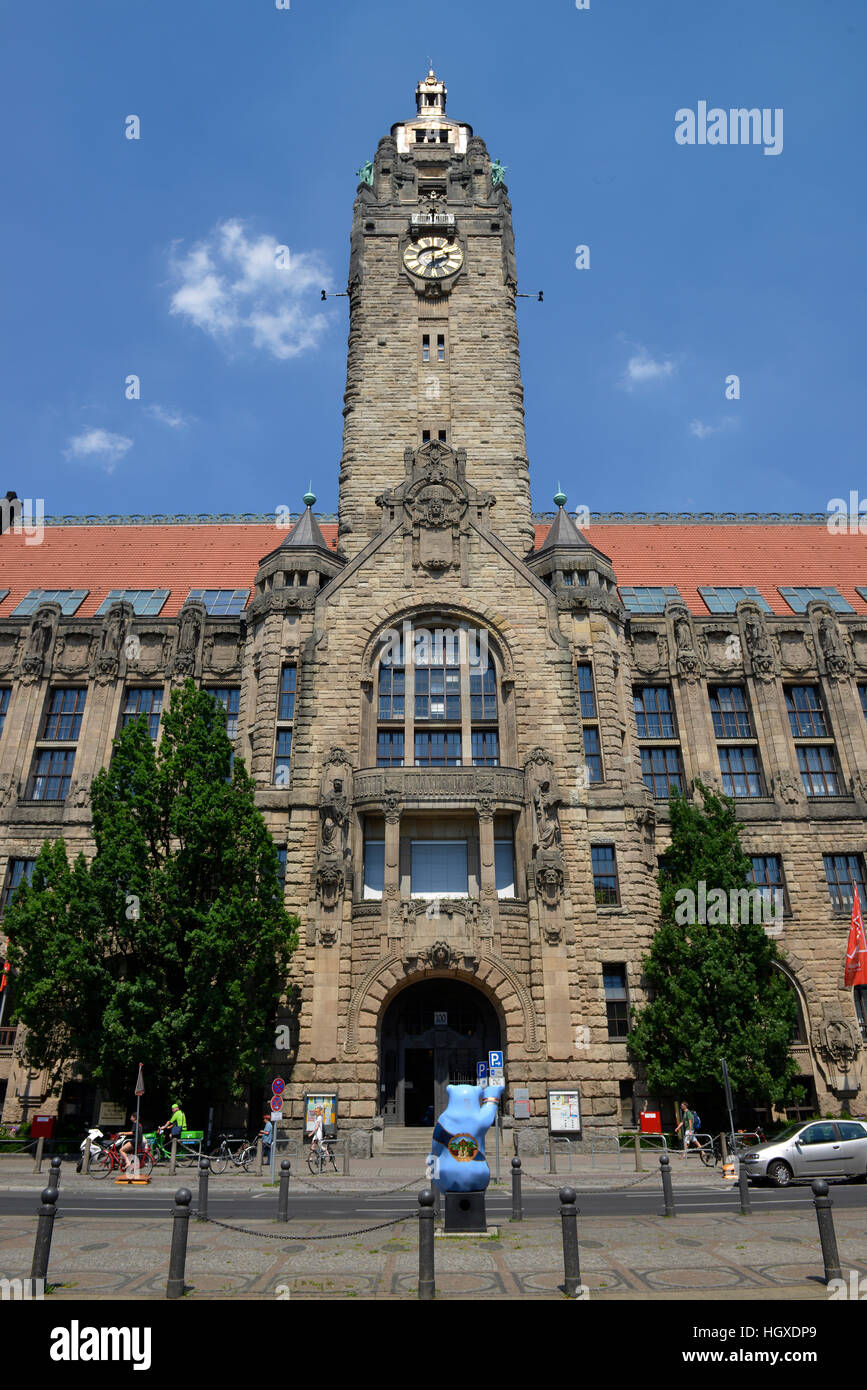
top-left (7, 588), bottom-right (251, 618)
top-left (619, 585), bottom-right (861, 615)
top-left (631, 680), bottom-right (853, 801)
top-left (2, 846), bottom-right (860, 919)
top-left (592, 844), bottom-right (864, 917)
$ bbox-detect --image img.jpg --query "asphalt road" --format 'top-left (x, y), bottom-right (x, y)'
top-left (3, 1183), bottom-right (867, 1221)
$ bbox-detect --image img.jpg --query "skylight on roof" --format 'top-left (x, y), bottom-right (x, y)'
top-left (97, 589), bottom-right (170, 617)
top-left (699, 587), bottom-right (771, 614)
top-left (778, 586), bottom-right (853, 614)
top-left (187, 589), bottom-right (250, 616)
top-left (619, 585), bottom-right (682, 614)
top-left (12, 589), bottom-right (88, 617)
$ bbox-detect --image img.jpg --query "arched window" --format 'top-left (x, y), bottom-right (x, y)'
top-left (373, 619), bottom-right (502, 769)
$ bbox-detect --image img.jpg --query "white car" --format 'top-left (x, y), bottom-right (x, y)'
top-left (740, 1119), bottom-right (867, 1187)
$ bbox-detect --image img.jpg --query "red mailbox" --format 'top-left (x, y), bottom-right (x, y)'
top-left (30, 1115), bottom-right (55, 1138)
top-left (639, 1110), bottom-right (662, 1135)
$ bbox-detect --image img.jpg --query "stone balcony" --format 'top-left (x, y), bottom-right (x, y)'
top-left (352, 764), bottom-right (525, 811)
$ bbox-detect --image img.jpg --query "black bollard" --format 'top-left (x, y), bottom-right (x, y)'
top-left (196, 1156), bottom-right (210, 1223)
top-left (511, 1157), bottom-right (523, 1222)
top-left (31, 1186), bottom-right (58, 1283)
top-left (418, 1189), bottom-right (436, 1301)
top-left (166, 1188), bottom-right (192, 1299)
top-left (47, 1156), bottom-right (63, 1194)
top-left (559, 1187), bottom-right (582, 1298)
top-left (737, 1162), bottom-right (752, 1216)
top-left (811, 1180), bottom-right (842, 1284)
top-left (660, 1153), bottom-right (676, 1217)
top-left (278, 1159), bottom-right (291, 1222)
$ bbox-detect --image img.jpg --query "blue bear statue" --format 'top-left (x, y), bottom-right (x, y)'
top-left (427, 1083), bottom-right (504, 1193)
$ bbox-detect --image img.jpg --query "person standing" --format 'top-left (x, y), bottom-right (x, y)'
top-left (258, 1112), bottom-right (274, 1164)
top-left (309, 1105), bottom-right (325, 1156)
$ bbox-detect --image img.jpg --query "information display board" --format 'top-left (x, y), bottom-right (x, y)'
top-left (303, 1093), bottom-right (338, 1139)
top-left (547, 1089), bottom-right (582, 1134)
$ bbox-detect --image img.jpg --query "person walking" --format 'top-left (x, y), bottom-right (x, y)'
top-left (675, 1101), bottom-right (700, 1151)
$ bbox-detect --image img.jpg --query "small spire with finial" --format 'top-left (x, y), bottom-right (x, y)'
top-left (553, 483), bottom-right (567, 508)
top-left (302, 482), bottom-right (316, 508)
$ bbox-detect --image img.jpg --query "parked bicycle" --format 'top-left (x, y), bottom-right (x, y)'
top-left (306, 1139), bottom-right (338, 1175)
top-left (88, 1134), bottom-right (154, 1179)
top-left (208, 1133), bottom-right (258, 1174)
top-left (147, 1129), bottom-right (203, 1167)
top-left (697, 1129), bottom-right (768, 1168)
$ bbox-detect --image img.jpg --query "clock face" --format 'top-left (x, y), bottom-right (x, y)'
top-left (403, 235), bottom-right (464, 279)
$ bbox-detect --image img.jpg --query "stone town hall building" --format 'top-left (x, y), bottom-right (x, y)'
top-left (1, 71), bottom-right (866, 1143)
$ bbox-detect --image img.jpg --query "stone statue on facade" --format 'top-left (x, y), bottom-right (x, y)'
top-left (315, 749), bottom-right (354, 909)
top-left (740, 604), bottom-right (777, 681)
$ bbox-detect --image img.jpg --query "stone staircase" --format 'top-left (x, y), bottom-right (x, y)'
top-left (381, 1126), bottom-right (435, 1157)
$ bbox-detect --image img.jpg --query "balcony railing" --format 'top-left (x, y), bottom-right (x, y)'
top-left (0, 1027), bottom-right (17, 1051)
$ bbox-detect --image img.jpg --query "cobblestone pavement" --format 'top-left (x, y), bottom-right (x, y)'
top-left (2, 1201), bottom-right (865, 1300)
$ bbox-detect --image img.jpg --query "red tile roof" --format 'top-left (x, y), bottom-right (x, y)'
top-left (0, 520), bottom-right (865, 619)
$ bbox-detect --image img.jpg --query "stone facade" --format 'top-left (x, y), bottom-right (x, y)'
top-left (1, 72), bottom-right (865, 1139)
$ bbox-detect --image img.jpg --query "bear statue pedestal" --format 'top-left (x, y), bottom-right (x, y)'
top-left (428, 1082), bottom-right (505, 1236)
top-left (443, 1190), bottom-right (488, 1233)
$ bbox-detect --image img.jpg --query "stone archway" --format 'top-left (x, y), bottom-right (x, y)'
top-left (378, 977), bottom-right (501, 1126)
top-left (343, 951), bottom-right (542, 1057)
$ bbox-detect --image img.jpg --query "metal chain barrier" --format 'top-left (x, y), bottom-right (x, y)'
top-left (200, 1212), bottom-right (415, 1241)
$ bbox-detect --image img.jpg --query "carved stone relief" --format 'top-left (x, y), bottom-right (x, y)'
top-left (630, 628), bottom-right (668, 673)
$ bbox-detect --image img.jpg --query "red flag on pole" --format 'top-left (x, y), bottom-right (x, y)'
top-left (845, 886), bottom-right (867, 987)
top-left (0, 943), bottom-right (11, 991)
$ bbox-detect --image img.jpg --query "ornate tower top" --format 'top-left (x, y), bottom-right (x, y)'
top-left (392, 67), bottom-right (473, 156)
top-left (415, 66), bottom-right (446, 117)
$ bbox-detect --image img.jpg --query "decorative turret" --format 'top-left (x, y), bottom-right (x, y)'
top-left (526, 487), bottom-right (622, 615)
top-left (251, 489), bottom-right (344, 610)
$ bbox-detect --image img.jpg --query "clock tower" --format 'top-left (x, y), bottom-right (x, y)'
top-left (338, 69), bottom-right (535, 558)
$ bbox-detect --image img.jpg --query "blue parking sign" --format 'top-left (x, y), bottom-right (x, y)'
top-left (477, 1062), bottom-right (488, 1079)
top-left (488, 1050), bottom-right (504, 1071)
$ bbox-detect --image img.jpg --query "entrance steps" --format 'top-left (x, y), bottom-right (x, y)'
top-left (381, 1126), bottom-right (435, 1157)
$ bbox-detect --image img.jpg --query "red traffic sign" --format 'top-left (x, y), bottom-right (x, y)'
top-left (271, 1077), bottom-right (285, 1095)
top-left (270, 1097), bottom-right (284, 1113)
top-left (134, 1065), bottom-right (145, 1097)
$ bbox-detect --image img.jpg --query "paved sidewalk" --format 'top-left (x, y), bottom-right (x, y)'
top-left (0, 1151), bottom-right (733, 1194)
top-left (2, 1193), bottom-right (864, 1300)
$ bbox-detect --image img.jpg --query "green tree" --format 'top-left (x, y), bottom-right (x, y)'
top-left (628, 781), bottom-right (801, 1111)
top-left (7, 682), bottom-right (298, 1116)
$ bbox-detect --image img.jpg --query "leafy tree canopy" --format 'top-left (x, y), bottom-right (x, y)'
top-left (627, 781), bottom-right (802, 1110)
top-left (6, 682), bottom-right (298, 1117)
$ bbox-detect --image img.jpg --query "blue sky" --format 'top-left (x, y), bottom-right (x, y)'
top-left (2, 0), bottom-right (864, 520)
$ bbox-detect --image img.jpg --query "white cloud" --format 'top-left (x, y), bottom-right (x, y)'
top-left (64, 428), bottom-right (133, 474)
top-left (621, 346), bottom-right (676, 390)
top-left (167, 220), bottom-right (329, 360)
top-left (146, 404), bottom-right (190, 430)
top-left (689, 417), bottom-right (737, 440)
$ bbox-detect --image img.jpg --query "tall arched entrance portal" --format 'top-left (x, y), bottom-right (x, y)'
top-left (379, 979), bottom-right (501, 1127)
